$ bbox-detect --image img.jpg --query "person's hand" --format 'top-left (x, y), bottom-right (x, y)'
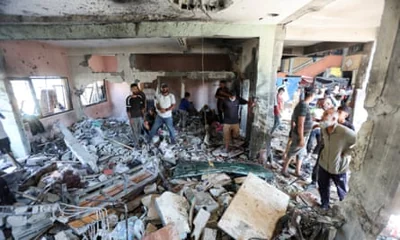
top-left (298, 138), bottom-right (305, 148)
top-left (159, 108), bottom-right (166, 113)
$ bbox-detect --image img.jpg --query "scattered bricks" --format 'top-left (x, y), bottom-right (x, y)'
top-left (142, 224), bottom-right (180, 240)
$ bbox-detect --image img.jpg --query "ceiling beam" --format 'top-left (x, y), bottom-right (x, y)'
top-left (282, 47), bottom-right (304, 57)
top-left (304, 42), bottom-right (363, 55)
top-left (281, 0), bottom-right (336, 26)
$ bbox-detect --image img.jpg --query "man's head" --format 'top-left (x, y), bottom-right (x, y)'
top-left (160, 83), bottom-right (169, 95)
top-left (338, 105), bottom-right (351, 122)
top-left (304, 87), bottom-right (316, 102)
top-left (184, 92), bottom-right (191, 99)
top-left (149, 107), bottom-right (156, 115)
top-left (219, 80), bottom-right (227, 88)
top-left (321, 108), bottom-right (339, 128)
top-left (277, 87), bottom-right (285, 96)
top-left (229, 90), bottom-right (237, 101)
top-left (130, 83), bottom-right (139, 94)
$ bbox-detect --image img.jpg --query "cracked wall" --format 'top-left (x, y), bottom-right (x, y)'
top-left (337, 0), bottom-right (400, 239)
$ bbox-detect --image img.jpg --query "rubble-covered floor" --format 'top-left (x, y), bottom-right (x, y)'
top-left (0, 115), bottom-right (356, 240)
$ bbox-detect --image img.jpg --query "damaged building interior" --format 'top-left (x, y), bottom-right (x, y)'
top-left (0, 0), bottom-right (399, 239)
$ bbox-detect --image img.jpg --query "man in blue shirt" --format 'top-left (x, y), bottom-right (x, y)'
top-left (178, 92), bottom-right (191, 129)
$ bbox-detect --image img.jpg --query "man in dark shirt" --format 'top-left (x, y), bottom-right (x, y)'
top-left (215, 80), bottom-right (231, 123)
top-left (222, 91), bottom-right (250, 153)
top-left (126, 83), bottom-right (146, 145)
top-left (282, 87), bottom-right (316, 178)
top-left (178, 92), bottom-right (191, 129)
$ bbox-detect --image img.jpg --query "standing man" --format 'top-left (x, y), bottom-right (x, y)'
top-left (270, 88), bottom-right (285, 135)
top-left (222, 91), bottom-right (252, 153)
top-left (282, 87), bottom-right (315, 178)
top-left (318, 108), bottom-right (356, 209)
top-left (0, 112), bottom-right (22, 169)
top-left (215, 80), bottom-right (231, 123)
top-left (126, 83), bottom-right (146, 146)
top-left (178, 92), bottom-right (191, 129)
top-left (149, 83), bottom-right (176, 144)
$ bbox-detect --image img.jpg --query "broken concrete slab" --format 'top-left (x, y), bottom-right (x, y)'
top-left (193, 191), bottom-right (219, 213)
top-left (191, 209), bottom-right (211, 240)
top-left (155, 191), bottom-right (190, 239)
top-left (202, 228), bottom-right (217, 240)
top-left (173, 162), bottom-right (274, 180)
top-left (209, 187), bottom-right (226, 198)
top-left (201, 173), bottom-right (231, 187)
top-left (218, 173), bottom-right (289, 240)
top-left (58, 123), bottom-right (99, 173)
top-left (142, 224), bottom-right (180, 240)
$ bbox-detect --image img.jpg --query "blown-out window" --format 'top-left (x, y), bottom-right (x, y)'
top-left (80, 80), bottom-right (107, 106)
top-left (10, 77), bottom-right (72, 117)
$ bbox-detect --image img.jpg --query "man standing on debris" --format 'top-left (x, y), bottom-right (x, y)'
top-left (149, 83), bottom-right (177, 144)
top-left (270, 87), bottom-right (285, 135)
top-left (126, 83), bottom-right (146, 146)
top-left (282, 87), bottom-right (315, 178)
top-left (178, 92), bottom-right (191, 129)
top-left (215, 80), bottom-right (231, 123)
top-left (318, 108), bottom-right (356, 209)
top-left (222, 91), bottom-right (252, 153)
top-left (0, 112), bottom-right (22, 169)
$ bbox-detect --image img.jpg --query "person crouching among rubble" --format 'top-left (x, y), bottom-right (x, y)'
top-left (126, 83), bottom-right (146, 146)
top-left (222, 91), bottom-right (253, 153)
top-left (318, 108), bottom-right (356, 210)
top-left (178, 92), bottom-right (191, 130)
top-left (282, 87), bottom-right (315, 179)
top-left (143, 107), bottom-right (156, 136)
top-left (149, 83), bottom-right (177, 144)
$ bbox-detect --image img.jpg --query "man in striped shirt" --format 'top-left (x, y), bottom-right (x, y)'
top-left (126, 83), bottom-right (146, 146)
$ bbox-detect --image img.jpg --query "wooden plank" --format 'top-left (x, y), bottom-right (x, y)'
top-left (218, 173), bottom-right (289, 239)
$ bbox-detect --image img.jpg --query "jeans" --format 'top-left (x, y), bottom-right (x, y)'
top-left (149, 115), bottom-right (176, 143)
top-left (318, 166), bottom-right (347, 208)
top-left (307, 128), bottom-right (322, 154)
top-left (270, 115), bottom-right (281, 134)
top-left (130, 117), bottom-right (143, 145)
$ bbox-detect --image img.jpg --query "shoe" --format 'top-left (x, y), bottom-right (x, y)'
top-left (281, 171), bottom-right (290, 178)
top-left (295, 173), bottom-right (308, 181)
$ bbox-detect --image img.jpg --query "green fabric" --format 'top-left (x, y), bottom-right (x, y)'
top-left (173, 162), bottom-right (274, 180)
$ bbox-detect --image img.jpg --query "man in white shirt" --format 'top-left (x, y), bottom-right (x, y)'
top-left (149, 83), bottom-right (177, 144)
top-left (0, 112), bottom-right (22, 168)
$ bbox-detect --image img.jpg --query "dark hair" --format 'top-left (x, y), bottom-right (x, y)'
top-left (185, 92), bottom-right (191, 97)
top-left (304, 87), bottom-right (315, 98)
top-left (220, 80), bottom-right (227, 84)
top-left (278, 87), bottom-right (285, 93)
top-left (338, 105), bottom-right (351, 114)
top-left (130, 83), bottom-right (138, 88)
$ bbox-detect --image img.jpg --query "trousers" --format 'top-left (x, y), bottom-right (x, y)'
top-left (318, 166), bottom-right (347, 208)
top-left (149, 115), bottom-right (176, 143)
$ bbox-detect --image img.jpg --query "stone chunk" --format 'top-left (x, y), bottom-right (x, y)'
top-left (155, 192), bottom-right (190, 239)
top-left (144, 183), bottom-right (158, 194)
top-left (202, 228), bottom-right (217, 240)
top-left (141, 194), bottom-right (161, 221)
top-left (142, 224), bottom-right (180, 240)
top-left (55, 230), bottom-right (79, 240)
top-left (191, 209), bottom-right (211, 240)
top-left (218, 173), bottom-right (289, 240)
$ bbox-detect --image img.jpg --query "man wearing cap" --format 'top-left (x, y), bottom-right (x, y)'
top-left (221, 91), bottom-right (252, 153)
top-left (149, 83), bottom-right (177, 144)
top-left (282, 87), bottom-right (316, 178)
top-left (126, 83), bottom-right (146, 146)
top-left (215, 80), bottom-right (231, 123)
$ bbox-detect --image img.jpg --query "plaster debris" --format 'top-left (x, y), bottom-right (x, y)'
top-left (202, 228), bottom-right (217, 240)
top-left (155, 191), bottom-right (190, 239)
top-left (191, 209), bottom-right (211, 240)
top-left (142, 224), bottom-right (180, 240)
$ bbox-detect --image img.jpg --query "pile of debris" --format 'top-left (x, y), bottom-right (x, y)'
top-left (0, 117), bottom-right (345, 239)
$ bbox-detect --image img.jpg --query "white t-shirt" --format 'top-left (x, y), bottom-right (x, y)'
top-left (155, 93), bottom-right (176, 118)
top-left (0, 120), bottom-right (8, 139)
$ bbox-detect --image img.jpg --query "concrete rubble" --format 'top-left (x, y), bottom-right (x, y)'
top-left (0, 116), bottom-right (348, 239)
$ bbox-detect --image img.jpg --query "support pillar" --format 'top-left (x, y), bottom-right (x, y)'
top-left (0, 54), bottom-right (30, 157)
top-left (249, 25), bottom-right (285, 159)
top-left (337, 0), bottom-right (400, 239)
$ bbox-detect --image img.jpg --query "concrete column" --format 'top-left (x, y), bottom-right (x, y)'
top-left (0, 54), bottom-right (30, 157)
top-left (337, 0), bottom-right (400, 239)
top-left (249, 25), bottom-right (285, 159)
